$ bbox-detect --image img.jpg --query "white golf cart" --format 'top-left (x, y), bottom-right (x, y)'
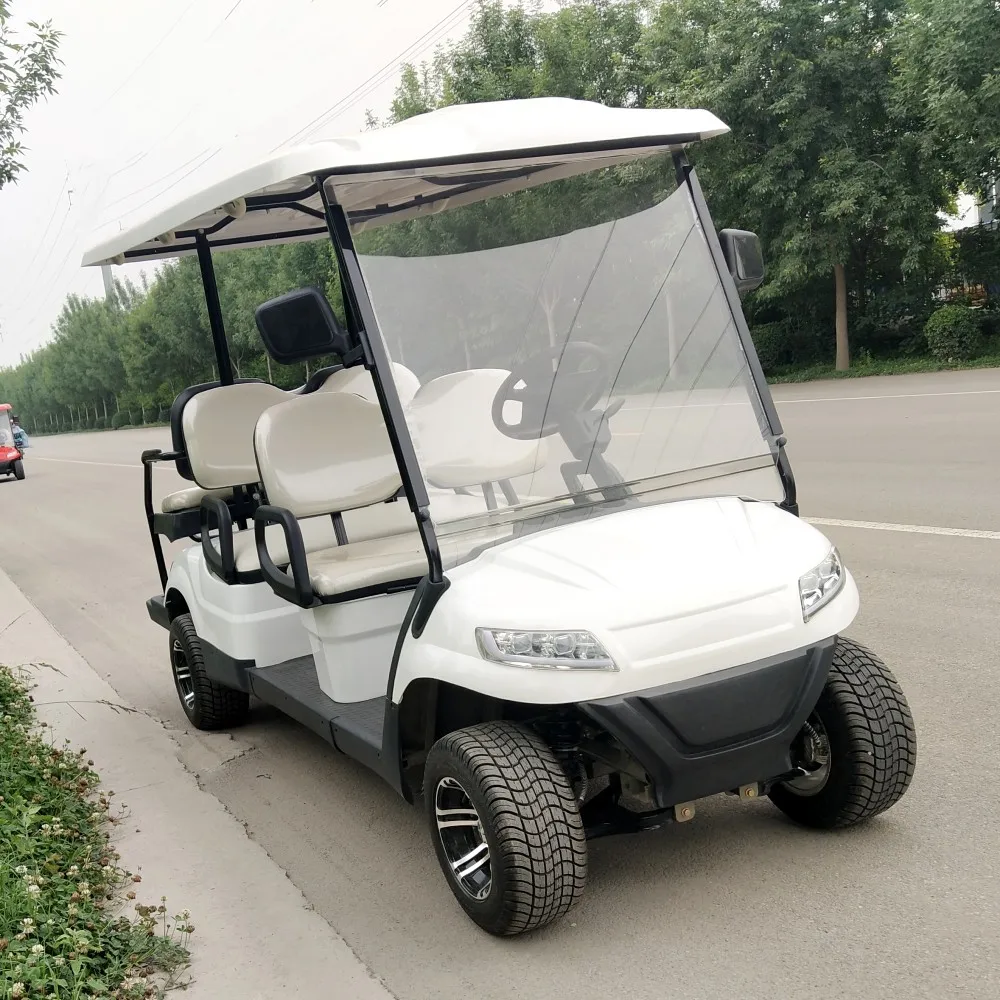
top-left (83, 98), bottom-right (916, 936)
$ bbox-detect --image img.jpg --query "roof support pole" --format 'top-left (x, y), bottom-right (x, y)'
top-left (195, 232), bottom-right (234, 385)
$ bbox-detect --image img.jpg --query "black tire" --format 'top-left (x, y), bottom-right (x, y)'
top-left (770, 636), bottom-right (916, 829)
top-left (12, 459), bottom-right (24, 480)
top-left (424, 721), bottom-right (588, 936)
top-left (168, 613), bottom-right (249, 730)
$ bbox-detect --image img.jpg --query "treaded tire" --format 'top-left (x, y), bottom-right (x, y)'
top-left (12, 459), bottom-right (24, 480)
top-left (424, 721), bottom-right (588, 936)
top-left (770, 636), bottom-right (916, 829)
top-left (168, 613), bottom-right (249, 730)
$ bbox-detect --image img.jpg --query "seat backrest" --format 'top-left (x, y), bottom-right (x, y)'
top-left (182, 382), bottom-right (289, 489)
top-left (406, 369), bottom-right (547, 490)
top-left (255, 392), bottom-right (402, 519)
top-left (318, 363), bottom-right (420, 406)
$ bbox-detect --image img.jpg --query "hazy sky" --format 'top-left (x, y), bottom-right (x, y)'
top-left (0, 0), bottom-right (506, 366)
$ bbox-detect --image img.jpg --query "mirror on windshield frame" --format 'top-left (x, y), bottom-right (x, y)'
top-left (719, 229), bottom-right (765, 296)
top-left (255, 286), bottom-right (353, 364)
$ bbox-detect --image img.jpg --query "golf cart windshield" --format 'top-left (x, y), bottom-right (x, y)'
top-left (351, 158), bottom-right (782, 542)
top-left (0, 410), bottom-right (13, 448)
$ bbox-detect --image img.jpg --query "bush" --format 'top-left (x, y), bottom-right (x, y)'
top-left (156, 408), bottom-right (171, 423)
top-left (750, 321), bottom-right (798, 374)
top-left (855, 287), bottom-right (934, 357)
top-left (111, 411), bottom-right (131, 429)
top-left (924, 305), bottom-right (983, 361)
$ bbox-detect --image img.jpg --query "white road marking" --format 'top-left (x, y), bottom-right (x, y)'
top-left (30, 456), bottom-right (143, 470)
top-left (778, 388), bottom-right (1000, 404)
top-left (620, 388), bottom-right (1000, 413)
top-left (806, 517), bottom-right (1000, 540)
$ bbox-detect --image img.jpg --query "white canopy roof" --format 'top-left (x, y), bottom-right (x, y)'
top-left (81, 98), bottom-right (729, 267)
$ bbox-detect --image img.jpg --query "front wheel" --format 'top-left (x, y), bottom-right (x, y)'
top-left (12, 459), bottom-right (24, 480)
top-left (424, 722), bottom-right (588, 936)
top-left (770, 637), bottom-right (916, 829)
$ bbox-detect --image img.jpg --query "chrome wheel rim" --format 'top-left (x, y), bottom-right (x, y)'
top-left (785, 715), bottom-right (832, 796)
top-left (435, 776), bottom-right (492, 901)
top-left (170, 639), bottom-right (196, 712)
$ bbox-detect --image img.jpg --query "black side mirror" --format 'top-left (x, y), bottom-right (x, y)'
top-left (255, 287), bottom-right (353, 363)
top-left (719, 229), bottom-right (765, 296)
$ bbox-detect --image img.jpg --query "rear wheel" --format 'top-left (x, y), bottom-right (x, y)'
top-left (424, 721), bottom-right (588, 936)
top-left (168, 613), bottom-right (249, 730)
top-left (12, 459), bottom-right (24, 480)
top-left (770, 637), bottom-right (916, 829)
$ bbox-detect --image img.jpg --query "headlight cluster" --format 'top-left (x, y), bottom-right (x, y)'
top-left (799, 547), bottom-right (845, 620)
top-left (476, 628), bottom-right (617, 670)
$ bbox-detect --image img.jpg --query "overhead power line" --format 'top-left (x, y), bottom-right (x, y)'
top-left (276, 0), bottom-right (475, 150)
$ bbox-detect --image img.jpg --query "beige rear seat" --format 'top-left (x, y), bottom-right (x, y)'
top-left (161, 484), bottom-right (233, 513)
top-left (161, 382), bottom-right (289, 515)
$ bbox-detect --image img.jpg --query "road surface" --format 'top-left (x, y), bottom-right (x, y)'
top-left (2, 368), bottom-right (998, 999)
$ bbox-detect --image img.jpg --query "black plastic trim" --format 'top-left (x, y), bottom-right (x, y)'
top-left (201, 496), bottom-right (237, 585)
top-left (579, 639), bottom-right (835, 809)
top-left (201, 639), bottom-right (254, 693)
top-left (146, 595), bottom-right (170, 630)
top-left (195, 233), bottom-right (234, 385)
top-left (254, 505), bottom-right (314, 607)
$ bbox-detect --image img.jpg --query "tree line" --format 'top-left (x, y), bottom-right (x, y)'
top-left (1, 0), bottom-right (998, 433)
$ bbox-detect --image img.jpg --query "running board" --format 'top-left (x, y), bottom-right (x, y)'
top-left (248, 657), bottom-right (385, 768)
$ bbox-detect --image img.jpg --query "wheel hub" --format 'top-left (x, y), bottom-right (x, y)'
top-left (170, 638), bottom-right (196, 711)
top-left (434, 776), bottom-right (492, 901)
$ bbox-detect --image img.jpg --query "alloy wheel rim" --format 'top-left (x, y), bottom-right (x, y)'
top-left (435, 776), bottom-right (492, 901)
top-left (170, 639), bottom-right (196, 711)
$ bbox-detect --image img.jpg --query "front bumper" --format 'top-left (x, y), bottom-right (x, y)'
top-left (579, 638), bottom-right (834, 808)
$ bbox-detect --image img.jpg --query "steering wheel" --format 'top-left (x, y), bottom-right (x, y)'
top-left (492, 342), bottom-right (610, 441)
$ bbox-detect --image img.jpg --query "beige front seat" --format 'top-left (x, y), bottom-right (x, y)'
top-left (253, 391), bottom-right (509, 602)
top-left (405, 369), bottom-right (548, 514)
top-left (319, 362), bottom-right (420, 406)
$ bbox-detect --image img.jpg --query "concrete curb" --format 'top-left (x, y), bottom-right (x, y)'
top-left (0, 566), bottom-right (395, 1000)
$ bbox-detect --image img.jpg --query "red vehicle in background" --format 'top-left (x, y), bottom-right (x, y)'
top-left (0, 404), bottom-right (25, 480)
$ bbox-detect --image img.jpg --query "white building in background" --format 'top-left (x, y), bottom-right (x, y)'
top-left (941, 181), bottom-right (998, 232)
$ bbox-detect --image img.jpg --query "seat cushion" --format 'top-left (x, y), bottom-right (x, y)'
top-left (307, 523), bottom-right (514, 598)
top-left (233, 491), bottom-right (492, 574)
top-left (161, 485), bottom-right (233, 513)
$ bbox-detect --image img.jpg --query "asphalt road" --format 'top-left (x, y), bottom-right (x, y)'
top-left (2, 368), bottom-right (998, 999)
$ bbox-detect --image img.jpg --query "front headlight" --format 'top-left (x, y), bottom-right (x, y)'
top-left (475, 628), bottom-right (617, 671)
top-left (799, 547), bottom-right (845, 620)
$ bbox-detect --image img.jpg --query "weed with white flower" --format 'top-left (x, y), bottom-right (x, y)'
top-left (1, 665), bottom-right (192, 997)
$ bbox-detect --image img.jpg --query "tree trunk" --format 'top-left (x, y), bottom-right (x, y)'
top-left (834, 263), bottom-right (850, 371)
top-left (103, 398), bottom-right (108, 420)
top-left (266, 354), bottom-right (273, 384)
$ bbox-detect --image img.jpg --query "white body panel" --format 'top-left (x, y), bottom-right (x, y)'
top-left (393, 499), bottom-right (858, 705)
top-left (165, 545), bottom-right (309, 667)
top-left (302, 592), bottom-right (412, 703)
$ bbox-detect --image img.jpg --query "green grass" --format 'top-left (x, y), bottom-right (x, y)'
top-left (0, 666), bottom-right (191, 1000)
top-left (768, 349), bottom-right (1000, 384)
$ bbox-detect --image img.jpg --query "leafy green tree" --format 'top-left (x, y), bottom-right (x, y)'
top-left (0, 0), bottom-right (61, 188)
top-left (644, 0), bottom-right (951, 369)
top-left (895, 0), bottom-right (999, 200)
